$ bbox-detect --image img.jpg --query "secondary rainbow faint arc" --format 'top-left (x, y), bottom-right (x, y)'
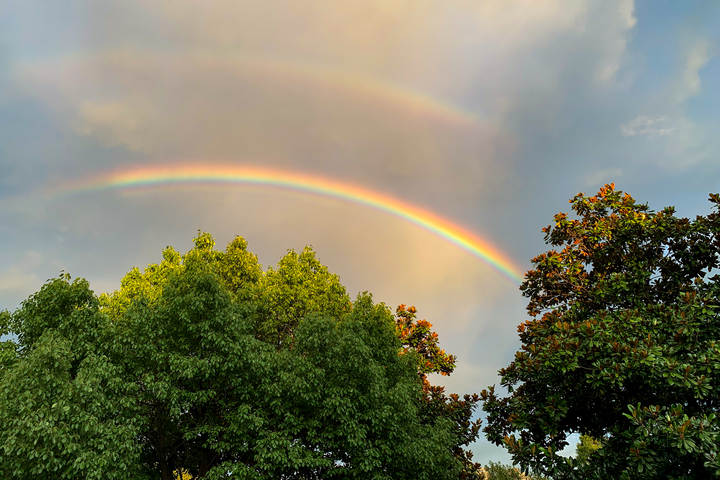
top-left (65, 51), bottom-right (479, 128)
top-left (59, 165), bottom-right (523, 283)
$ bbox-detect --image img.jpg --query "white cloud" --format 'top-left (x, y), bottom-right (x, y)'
top-left (620, 115), bottom-right (675, 137)
top-left (675, 40), bottom-right (712, 103)
top-left (618, 37), bottom-right (714, 169)
top-left (593, 0), bottom-right (637, 84)
top-left (619, 113), bottom-right (714, 169)
top-left (132, 0), bottom-right (592, 90)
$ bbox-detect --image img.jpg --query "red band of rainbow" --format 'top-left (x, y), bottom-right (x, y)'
top-left (57, 164), bottom-right (523, 283)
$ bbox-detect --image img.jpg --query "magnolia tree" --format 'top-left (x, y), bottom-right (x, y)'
top-left (0, 233), bottom-right (482, 479)
top-left (483, 186), bottom-right (720, 479)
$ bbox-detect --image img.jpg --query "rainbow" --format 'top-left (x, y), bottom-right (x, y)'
top-left (47, 51), bottom-right (479, 128)
top-left (236, 55), bottom-right (479, 127)
top-left (58, 165), bottom-right (523, 283)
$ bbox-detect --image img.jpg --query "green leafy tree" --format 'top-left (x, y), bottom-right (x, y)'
top-left (574, 435), bottom-right (601, 465)
top-left (255, 245), bottom-right (351, 346)
top-left (480, 461), bottom-right (546, 480)
top-left (0, 310), bottom-right (16, 370)
top-left (0, 276), bottom-right (147, 479)
top-left (482, 186), bottom-right (720, 479)
top-left (1, 233), bottom-right (481, 479)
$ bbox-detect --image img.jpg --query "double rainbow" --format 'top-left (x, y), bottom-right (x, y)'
top-left (58, 164), bottom-right (523, 283)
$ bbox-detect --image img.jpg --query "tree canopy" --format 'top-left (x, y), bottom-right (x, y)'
top-left (482, 186), bottom-right (720, 479)
top-left (0, 233), bottom-right (481, 479)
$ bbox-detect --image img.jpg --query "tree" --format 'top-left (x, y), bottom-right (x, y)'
top-left (0, 233), bottom-right (481, 479)
top-left (479, 462), bottom-right (546, 480)
top-left (0, 275), bottom-right (147, 479)
top-left (482, 185), bottom-right (720, 479)
top-left (574, 435), bottom-right (602, 466)
top-left (394, 304), bottom-right (483, 478)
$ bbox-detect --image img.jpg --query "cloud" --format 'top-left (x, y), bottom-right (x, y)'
top-left (10, 0), bottom-right (643, 214)
top-left (132, 0), bottom-right (591, 88)
top-left (15, 51), bottom-right (512, 206)
top-left (148, 0), bottom-right (634, 92)
top-left (4, 0), bottom-right (642, 365)
top-left (618, 114), bottom-right (716, 170)
top-left (620, 115), bottom-right (674, 137)
top-left (3, 0), bottom-right (643, 350)
top-left (617, 37), bottom-right (716, 169)
top-left (592, 0), bottom-right (636, 84)
top-left (0, 0), bottom-right (650, 463)
top-left (675, 40), bottom-right (712, 103)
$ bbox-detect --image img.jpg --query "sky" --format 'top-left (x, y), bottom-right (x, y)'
top-left (1, 0), bottom-right (719, 464)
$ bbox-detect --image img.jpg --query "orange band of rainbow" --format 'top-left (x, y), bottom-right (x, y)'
top-left (57, 164), bottom-right (523, 283)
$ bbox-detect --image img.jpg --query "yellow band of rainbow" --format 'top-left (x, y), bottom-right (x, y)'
top-left (57, 164), bottom-right (523, 283)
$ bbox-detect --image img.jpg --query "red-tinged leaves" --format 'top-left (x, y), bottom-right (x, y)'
top-left (395, 304), bottom-right (456, 378)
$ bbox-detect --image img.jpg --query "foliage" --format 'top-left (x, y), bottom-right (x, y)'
top-left (0, 233), bottom-right (480, 479)
top-left (395, 304), bottom-right (456, 377)
top-left (482, 185), bottom-right (720, 479)
top-left (0, 276), bottom-right (147, 479)
top-left (574, 435), bottom-right (601, 465)
top-left (479, 461), bottom-right (546, 480)
top-left (393, 305), bottom-right (484, 477)
top-left (255, 245), bottom-right (351, 346)
top-left (0, 310), bottom-right (16, 370)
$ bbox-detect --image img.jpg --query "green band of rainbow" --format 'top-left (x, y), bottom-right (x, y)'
top-left (58, 164), bottom-right (523, 283)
